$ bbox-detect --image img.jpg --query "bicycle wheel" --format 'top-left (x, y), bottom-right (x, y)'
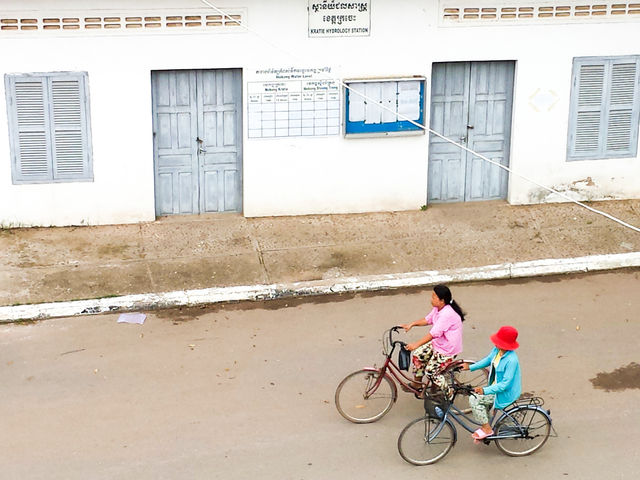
top-left (397, 416), bottom-right (456, 465)
top-left (494, 406), bottom-right (552, 456)
top-left (450, 362), bottom-right (488, 413)
top-left (335, 369), bottom-right (396, 423)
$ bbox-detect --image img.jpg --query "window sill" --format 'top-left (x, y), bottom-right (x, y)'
top-left (344, 129), bottom-right (425, 139)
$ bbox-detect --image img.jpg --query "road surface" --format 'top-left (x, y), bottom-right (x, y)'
top-left (2, 269), bottom-right (639, 479)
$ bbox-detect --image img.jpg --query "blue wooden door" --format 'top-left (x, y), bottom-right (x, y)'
top-left (197, 70), bottom-right (242, 213)
top-left (428, 62), bottom-right (470, 202)
top-left (428, 61), bottom-right (514, 203)
top-left (152, 69), bottom-right (242, 215)
top-left (152, 70), bottom-right (198, 214)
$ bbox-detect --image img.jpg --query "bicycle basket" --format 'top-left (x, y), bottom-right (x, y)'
top-left (423, 394), bottom-right (450, 419)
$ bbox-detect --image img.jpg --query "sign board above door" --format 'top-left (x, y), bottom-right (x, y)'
top-left (308, 0), bottom-right (371, 37)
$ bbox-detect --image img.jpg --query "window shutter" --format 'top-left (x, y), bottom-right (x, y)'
top-left (6, 72), bottom-right (93, 183)
top-left (568, 57), bottom-right (639, 161)
top-left (8, 77), bottom-right (53, 181)
top-left (50, 76), bottom-right (90, 179)
top-left (604, 60), bottom-right (639, 156)
top-left (570, 62), bottom-right (606, 158)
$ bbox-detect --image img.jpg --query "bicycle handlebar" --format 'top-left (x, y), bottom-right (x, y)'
top-left (453, 383), bottom-right (477, 397)
top-left (389, 325), bottom-right (403, 342)
top-left (384, 326), bottom-right (407, 356)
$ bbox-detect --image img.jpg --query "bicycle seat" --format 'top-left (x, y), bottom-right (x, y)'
top-left (439, 358), bottom-right (455, 370)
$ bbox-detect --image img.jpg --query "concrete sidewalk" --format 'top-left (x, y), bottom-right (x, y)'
top-left (1, 199), bottom-right (639, 321)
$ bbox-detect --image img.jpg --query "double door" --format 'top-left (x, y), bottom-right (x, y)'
top-left (152, 69), bottom-right (242, 215)
top-left (428, 61), bottom-right (515, 203)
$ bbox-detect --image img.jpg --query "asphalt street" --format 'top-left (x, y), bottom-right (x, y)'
top-left (2, 269), bottom-right (640, 479)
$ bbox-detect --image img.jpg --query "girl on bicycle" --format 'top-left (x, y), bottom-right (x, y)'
top-left (400, 284), bottom-right (464, 400)
top-left (462, 325), bottom-right (521, 441)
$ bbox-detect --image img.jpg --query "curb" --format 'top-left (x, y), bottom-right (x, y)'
top-left (1, 252), bottom-right (639, 323)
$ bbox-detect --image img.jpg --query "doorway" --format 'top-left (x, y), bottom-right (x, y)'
top-left (428, 61), bottom-right (515, 203)
top-left (151, 69), bottom-right (243, 215)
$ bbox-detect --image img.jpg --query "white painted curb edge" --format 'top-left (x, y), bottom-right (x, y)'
top-left (1, 252), bottom-right (639, 322)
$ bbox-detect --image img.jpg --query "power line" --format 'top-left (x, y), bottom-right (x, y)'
top-left (199, 0), bottom-right (640, 233)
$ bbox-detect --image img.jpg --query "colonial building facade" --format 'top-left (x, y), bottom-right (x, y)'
top-left (1, 0), bottom-right (639, 226)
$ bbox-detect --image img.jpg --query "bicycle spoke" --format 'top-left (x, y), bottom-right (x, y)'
top-left (398, 416), bottom-right (455, 465)
top-left (494, 406), bottom-right (551, 456)
top-left (335, 369), bottom-right (396, 423)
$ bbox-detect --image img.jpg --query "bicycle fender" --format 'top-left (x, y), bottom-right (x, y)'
top-left (495, 405), bottom-right (552, 426)
top-left (446, 418), bottom-right (458, 446)
top-left (360, 367), bottom-right (399, 403)
top-left (429, 416), bottom-right (458, 446)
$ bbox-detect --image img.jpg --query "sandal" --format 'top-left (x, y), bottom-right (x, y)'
top-left (471, 428), bottom-right (494, 440)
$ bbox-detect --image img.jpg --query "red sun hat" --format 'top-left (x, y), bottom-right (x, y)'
top-left (490, 326), bottom-right (519, 350)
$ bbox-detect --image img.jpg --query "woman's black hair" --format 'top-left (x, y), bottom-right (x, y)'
top-left (433, 284), bottom-right (466, 322)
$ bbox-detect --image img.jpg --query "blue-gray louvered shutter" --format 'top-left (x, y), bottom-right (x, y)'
top-left (605, 60), bottom-right (639, 157)
top-left (568, 57), bottom-right (639, 160)
top-left (6, 72), bottom-right (92, 183)
top-left (7, 76), bottom-right (53, 182)
top-left (50, 75), bottom-right (92, 180)
top-left (568, 61), bottom-right (605, 159)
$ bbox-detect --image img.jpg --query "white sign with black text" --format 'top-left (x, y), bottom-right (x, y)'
top-left (248, 79), bottom-right (340, 138)
top-left (308, 0), bottom-right (371, 37)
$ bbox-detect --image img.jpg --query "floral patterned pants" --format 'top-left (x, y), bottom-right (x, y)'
top-left (411, 342), bottom-right (454, 399)
top-left (469, 392), bottom-right (495, 424)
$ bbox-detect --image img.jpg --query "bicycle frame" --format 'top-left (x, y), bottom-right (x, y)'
top-left (430, 393), bottom-right (552, 442)
top-left (490, 402), bottom-right (553, 440)
top-left (364, 339), bottom-right (423, 398)
top-left (369, 328), bottom-right (468, 399)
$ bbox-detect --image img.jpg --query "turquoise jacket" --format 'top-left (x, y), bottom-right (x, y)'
top-left (470, 347), bottom-right (521, 409)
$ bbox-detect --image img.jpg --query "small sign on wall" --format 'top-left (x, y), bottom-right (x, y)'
top-left (308, 0), bottom-right (371, 37)
top-left (249, 67), bottom-right (340, 138)
top-left (248, 79), bottom-right (340, 138)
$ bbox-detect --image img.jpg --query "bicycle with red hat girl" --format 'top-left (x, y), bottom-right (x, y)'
top-left (397, 325), bottom-right (555, 465)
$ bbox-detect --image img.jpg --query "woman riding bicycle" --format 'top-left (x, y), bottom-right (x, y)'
top-left (462, 325), bottom-right (522, 442)
top-left (400, 284), bottom-right (464, 400)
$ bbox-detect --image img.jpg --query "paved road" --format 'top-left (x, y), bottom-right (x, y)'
top-left (2, 270), bottom-right (639, 479)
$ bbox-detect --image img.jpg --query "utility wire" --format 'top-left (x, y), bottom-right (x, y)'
top-left (199, 0), bottom-right (640, 233)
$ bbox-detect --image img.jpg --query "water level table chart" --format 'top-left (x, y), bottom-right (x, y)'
top-left (248, 79), bottom-right (340, 138)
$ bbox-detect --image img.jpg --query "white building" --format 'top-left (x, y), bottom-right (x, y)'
top-left (1, 0), bottom-right (639, 227)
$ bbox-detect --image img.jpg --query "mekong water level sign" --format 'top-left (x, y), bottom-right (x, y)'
top-left (247, 79), bottom-right (340, 138)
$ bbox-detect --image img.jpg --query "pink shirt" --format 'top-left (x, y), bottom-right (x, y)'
top-left (425, 305), bottom-right (463, 356)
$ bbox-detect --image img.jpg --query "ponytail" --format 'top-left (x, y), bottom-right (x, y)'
top-left (449, 299), bottom-right (466, 322)
top-left (433, 284), bottom-right (466, 322)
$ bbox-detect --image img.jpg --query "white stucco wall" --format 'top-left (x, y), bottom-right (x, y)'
top-left (0, 42), bottom-right (157, 226)
top-left (0, 0), bottom-right (639, 226)
top-left (500, 25), bottom-right (640, 205)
